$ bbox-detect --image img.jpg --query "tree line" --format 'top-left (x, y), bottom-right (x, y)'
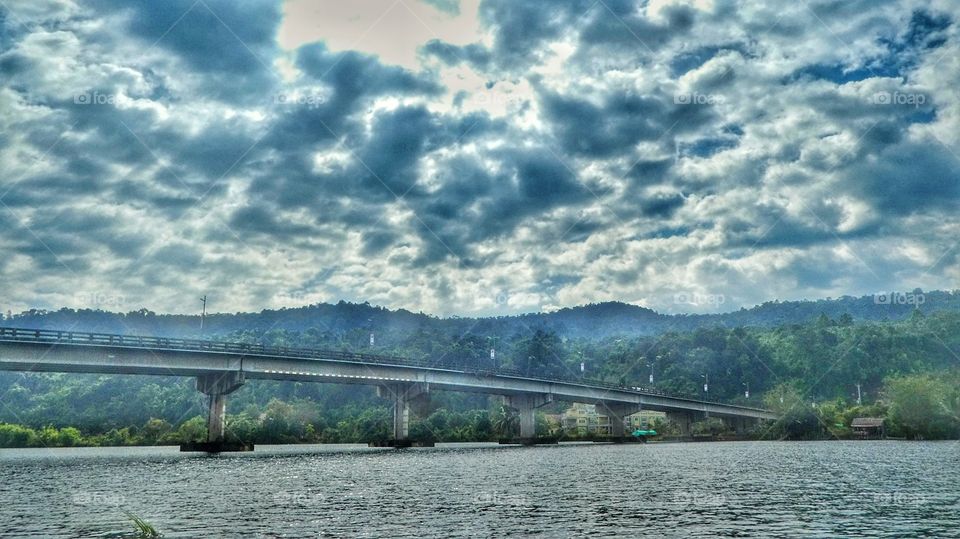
top-left (1, 308), bottom-right (959, 445)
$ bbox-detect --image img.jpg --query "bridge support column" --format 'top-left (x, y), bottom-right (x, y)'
top-left (732, 416), bottom-right (753, 436)
top-left (181, 371), bottom-right (250, 452)
top-left (666, 411), bottom-right (693, 437)
top-left (372, 382), bottom-right (432, 447)
top-left (501, 394), bottom-right (554, 445)
top-left (596, 402), bottom-right (642, 441)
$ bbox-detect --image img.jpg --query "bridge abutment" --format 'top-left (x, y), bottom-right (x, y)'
top-left (181, 371), bottom-right (251, 452)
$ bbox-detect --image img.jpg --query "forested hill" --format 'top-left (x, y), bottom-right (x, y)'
top-left (1, 288), bottom-right (951, 341)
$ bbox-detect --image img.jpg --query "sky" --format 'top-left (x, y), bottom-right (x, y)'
top-left (0, 0), bottom-right (958, 317)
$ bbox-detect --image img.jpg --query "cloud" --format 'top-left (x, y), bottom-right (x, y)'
top-left (0, 0), bottom-right (958, 316)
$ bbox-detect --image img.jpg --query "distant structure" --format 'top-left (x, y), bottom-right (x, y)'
top-left (562, 403), bottom-right (665, 436)
top-left (851, 417), bottom-right (885, 439)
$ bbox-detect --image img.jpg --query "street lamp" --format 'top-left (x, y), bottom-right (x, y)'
top-left (742, 382), bottom-right (750, 399)
top-left (646, 362), bottom-right (654, 384)
top-left (701, 374), bottom-right (709, 393)
top-left (488, 336), bottom-right (499, 369)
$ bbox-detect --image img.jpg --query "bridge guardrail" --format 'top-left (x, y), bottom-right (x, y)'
top-left (0, 327), bottom-right (770, 412)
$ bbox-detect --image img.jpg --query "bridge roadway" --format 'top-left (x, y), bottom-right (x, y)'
top-left (0, 327), bottom-right (776, 449)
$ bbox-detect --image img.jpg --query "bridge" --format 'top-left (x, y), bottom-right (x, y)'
top-left (0, 327), bottom-right (777, 450)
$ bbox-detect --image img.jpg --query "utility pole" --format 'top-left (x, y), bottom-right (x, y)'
top-left (200, 295), bottom-right (207, 330)
top-left (856, 383), bottom-right (862, 405)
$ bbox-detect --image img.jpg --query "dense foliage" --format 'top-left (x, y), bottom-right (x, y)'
top-left (1, 299), bottom-right (959, 445)
top-left (3, 289), bottom-right (955, 339)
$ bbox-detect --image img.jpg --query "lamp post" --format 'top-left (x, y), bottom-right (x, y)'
top-left (702, 374), bottom-right (709, 393)
top-left (742, 382), bottom-right (750, 399)
top-left (200, 295), bottom-right (207, 330)
top-left (646, 362), bottom-right (654, 384)
top-left (488, 336), bottom-right (500, 370)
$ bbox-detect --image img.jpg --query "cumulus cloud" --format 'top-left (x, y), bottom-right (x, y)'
top-left (0, 0), bottom-right (958, 316)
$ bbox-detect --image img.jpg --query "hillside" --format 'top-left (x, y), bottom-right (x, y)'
top-left (1, 289), bottom-right (950, 341)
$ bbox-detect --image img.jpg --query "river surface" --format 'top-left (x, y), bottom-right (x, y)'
top-left (0, 441), bottom-right (957, 538)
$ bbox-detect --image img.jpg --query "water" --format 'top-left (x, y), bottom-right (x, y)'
top-left (0, 441), bottom-right (957, 538)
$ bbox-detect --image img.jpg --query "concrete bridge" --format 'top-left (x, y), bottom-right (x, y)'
top-left (0, 327), bottom-right (777, 450)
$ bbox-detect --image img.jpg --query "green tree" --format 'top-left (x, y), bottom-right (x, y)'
top-left (491, 405), bottom-right (519, 438)
top-left (176, 416), bottom-right (207, 443)
top-left (884, 374), bottom-right (959, 439)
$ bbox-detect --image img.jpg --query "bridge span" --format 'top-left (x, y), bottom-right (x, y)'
top-left (0, 327), bottom-right (776, 450)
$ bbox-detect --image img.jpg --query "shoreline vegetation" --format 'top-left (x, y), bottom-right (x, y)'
top-left (0, 370), bottom-right (956, 448)
top-left (2, 307), bottom-right (959, 447)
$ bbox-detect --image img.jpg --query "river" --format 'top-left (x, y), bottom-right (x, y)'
top-left (0, 441), bottom-right (957, 538)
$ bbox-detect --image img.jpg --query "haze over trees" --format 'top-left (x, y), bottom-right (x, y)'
top-left (1, 291), bottom-right (958, 445)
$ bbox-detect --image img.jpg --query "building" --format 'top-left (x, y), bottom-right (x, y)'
top-left (851, 417), bottom-right (885, 439)
top-left (561, 403), bottom-right (666, 436)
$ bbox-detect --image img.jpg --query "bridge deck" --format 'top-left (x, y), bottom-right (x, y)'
top-left (0, 327), bottom-right (776, 419)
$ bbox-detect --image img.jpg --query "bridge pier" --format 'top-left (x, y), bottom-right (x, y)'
top-left (731, 416), bottom-right (754, 435)
top-left (181, 371), bottom-right (251, 452)
top-left (666, 411), bottom-right (692, 437)
top-left (596, 401), bottom-right (642, 441)
top-left (500, 394), bottom-right (554, 445)
top-left (371, 382), bottom-right (433, 447)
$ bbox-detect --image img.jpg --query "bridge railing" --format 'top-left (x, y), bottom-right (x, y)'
top-left (0, 327), bottom-right (767, 411)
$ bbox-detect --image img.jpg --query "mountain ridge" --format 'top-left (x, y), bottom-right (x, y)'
top-left (2, 288), bottom-right (950, 340)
